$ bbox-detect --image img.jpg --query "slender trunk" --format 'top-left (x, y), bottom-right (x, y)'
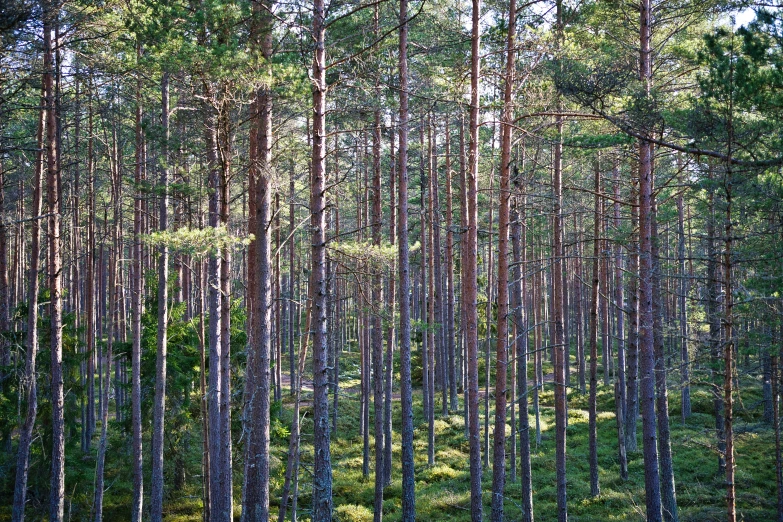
top-left (371, 32), bottom-right (385, 516)
top-left (198, 260), bottom-right (211, 522)
top-left (206, 82), bottom-right (225, 521)
top-left (279, 285), bottom-right (313, 522)
top-left (484, 155), bottom-right (494, 471)
top-left (11, 87), bottom-right (45, 522)
top-left (87, 80), bottom-right (97, 446)
top-left (398, 0), bottom-right (416, 516)
top-left (311, 1), bottom-right (333, 516)
top-left (588, 158), bottom-right (601, 498)
top-left (575, 212), bottom-right (586, 395)
top-left (652, 200), bottom-right (678, 522)
top-left (613, 159), bottom-right (628, 481)
top-left (491, 8), bottom-right (515, 516)
top-left (553, 6), bottom-right (567, 520)
top-left (384, 115), bottom-right (396, 487)
top-left (533, 249), bottom-right (542, 447)
top-left (600, 206), bottom-right (610, 387)
top-left (445, 117), bottom-right (458, 412)
top-left (625, 176), bottom-right (640, 453)
top-left (430, 121), bottom-right (446, 416)
top-left (638, 2), bottom-right (662, 515)
top-left (130, 89), bottom-right (143, 506)
top-left (218, 96), bottom-right (234, 520)
top-left (467, 0), bottom-right (483, 515)
top-left (94, 122), bottom-right (121, 522)
top-left (45, 11), bottom-right (65, 519)
top-left (289, 165), bottom-right (296, 398)
top-left (459, 116), bottom-right (469, 437)
top-left (677, 179), bottom-right (691, 421)
top-left (775, 349), bottom-right (783, 522)
top-left (426, 120), bottom-right (436, 465)
top-left (723, 170), bottom-right (736, 522)
top-left (150, 71), bottom-right (170, 522)
top-left (513, 167), bottom-right (533, 521)
top-left (550, 4), bottom-right (569, 519)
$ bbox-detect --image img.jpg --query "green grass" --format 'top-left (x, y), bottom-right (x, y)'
top-left (1, 350), bottom-right (778, 521)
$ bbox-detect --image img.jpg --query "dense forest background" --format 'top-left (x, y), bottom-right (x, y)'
top-left (1, 0), bottom-right (783, 521)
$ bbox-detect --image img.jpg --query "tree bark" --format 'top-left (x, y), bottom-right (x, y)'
top-left (311, 0), bottom-right (333, 516)
top-left (150, 71), bottom-right (170, 522)
top-left (513, 166), bottom-right (533, 521)
top-left (723, 168), bottom-right (736, 522)
top-left (242, 2), bottom-right (274, 517)
top-left (93, 119), bottom-right (121, 522)
top-left (371, 26), bottom-right (385, 515)
top-left (384, 115), bottom-right (396, 487)
top-left (467, 0), bottom-right (483, 516)
top-left (638, 3), bottom-right (662, 516)
top-left (553, 4), bottom-right (568, 519)
top-left (398, 0), bottom-right (416, 516)
top-left (588, 158), bottom-right (601, 498)
top-left (45, 11), bottom-right (65, 519)
top-left (11, 85), bottom-right (45, 522)
top-left (491, 5), bottom-right (515, 515)
top-left (131, 57), bottom-right (145, 522)
top-left (445, 117), bottom-right (458, 413)
top-left (677, 176), bottom-right (691, 421)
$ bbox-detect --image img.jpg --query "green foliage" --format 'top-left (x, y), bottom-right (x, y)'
top-left (143, 225), bottom-right (253, 258)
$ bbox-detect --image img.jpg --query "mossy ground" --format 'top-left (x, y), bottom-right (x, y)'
top-left (0, 350), bottom-right (777, 521)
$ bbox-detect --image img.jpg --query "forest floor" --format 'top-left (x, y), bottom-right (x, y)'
top-left (1, 350), bottom-right (777, 522)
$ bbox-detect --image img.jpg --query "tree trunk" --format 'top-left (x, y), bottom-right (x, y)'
top-left (625, 177), bottom-right (640, 453)
top-left (652, 199), bottom-right (678, 522)
top-left (94, 120), bottom-right (121, 522)
top-left (11, 85), bottom-right (45, 522)
top-left (638, 2), bottom-right (662, 514)
top-left (242, 3), bottom-right (274, 518)
top-left (150, 71), bottom-right (170, 522)
top-left (467, 0), bottom-right (483, 516)
top-left (491, 7), bottom-right (515, 516)
top-left (774, 350), bottom-right (783, 522)
top-left (384, 114), bottom-right (396, 487)
top-left (588, 158), bottom-right (601, 498)
top-left (723, 168), bottom-right (736, 522)
top-left (45, 10), bottom-right (66, 519)
top-left (311, 1), bottom-right (333, 516)
top-left (218, 95), bottom-right (234, 521)
top-left (513, 166), bottom-right (533, 521)
top-left (553, 5), bottom-right (568, 520)
top-left (371, 28), bottom-right (385, 516)
top-left (677, 177), bottom-right (691, 421)
top-left (205, 81), bottom-right (226, 522)
top-left (613, 158), bottom-right (628, 482)
top-left (279, 284), bottom-right (313, 522)
top-left (398, 0), bottom-right (416, 517)
top-left (445, 117), bottom-right (458, 413)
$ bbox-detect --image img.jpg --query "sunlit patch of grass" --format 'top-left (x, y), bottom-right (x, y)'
top-left (420, 463), bottom-right (465, 482)
top-left (334, 503), bottom-right (373, 522)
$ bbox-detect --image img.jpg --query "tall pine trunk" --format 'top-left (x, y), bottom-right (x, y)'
top-left (11, 86), bottom-right (45, 522)
top-left (131, 55), bottom-right (144, 520)
top-left (45, 10), bottom-right (66, 519)
top-left (588, 158), bottom-right (601, 498)
top-left (491, 3), bottom-right (515, 515)
top-left (311, 1), bottom-right (333, 516)
top-left (398, 0), bottom-right (416, 516)
top-left (637, 2), bottom-right (662, 516)
top-left (241, 2), bottom-right (274, 517)
top-left (467, 0), bottom-right (483, 515)
top-left (150, 71), bottom-right (170, 522)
